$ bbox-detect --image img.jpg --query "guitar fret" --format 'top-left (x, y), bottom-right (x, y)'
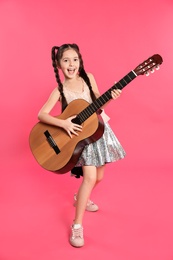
top-left (122, 78), bottom-right (128, 84)
top-left (128, 71), bottom-right (137, 80)
top-left (101, 95), bottom-right (107, 103)
top-left (90, 104), bottom-right (97, 113)
top-left (132, 70), bottom-right (137, 76)
top-left (87, 107), bottom-right (92, 116)
top-left (126, 73), bottom-right (133, 80)
top-left (91, 102), bottom-right (99, 111)
top-left (123, 75), bottom-right (131, 83)
top-left (120, 79), bottom-right (127, 87)
top-left (79, 109), bottom-right (88, 122)
top-left (86, 108), bottom-right (91, 117)
top-left (101, 94), bottom-right (109, 103)
top-left (114, 81), bottom-right (123, 90)
top-left (83, 110), bottom-right (90, 119)
top-left (96, 98), bottom-right (102, 107)
top-left (103, 91), bottom-right (112, 100)
top-left (80, 112), bottom-right (85, 122)
top-left (80, 106), bottom-right (95, 122)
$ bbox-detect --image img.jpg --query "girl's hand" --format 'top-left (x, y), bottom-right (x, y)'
top-left (61, 115), bottom-right (82, 138)
top-left (111, 89), bottom-right (122, 99)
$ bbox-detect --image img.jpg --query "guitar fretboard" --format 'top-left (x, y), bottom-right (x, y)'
top-left (77, 70), bottom-right (137, 123)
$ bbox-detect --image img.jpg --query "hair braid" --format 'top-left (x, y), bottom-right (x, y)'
top-left (79, 67), bottom-right (97, 103)
top-left (76, 48), bottom-right (97, 102)
top-left (51, 46), bottom-right (68, 111)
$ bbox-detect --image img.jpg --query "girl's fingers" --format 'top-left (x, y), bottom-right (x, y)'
top-left (111, 89), bottom-right (121, 99)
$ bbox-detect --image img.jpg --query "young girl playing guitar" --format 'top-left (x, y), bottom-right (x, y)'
top-left (38, 44), bottom-right (125, 247)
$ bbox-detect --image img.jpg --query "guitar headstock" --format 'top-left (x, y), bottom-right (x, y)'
top-left (134, 54), bottom-right (163, 76)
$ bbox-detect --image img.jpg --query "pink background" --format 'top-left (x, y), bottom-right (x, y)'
top-left (0, 0), bottom-right (173, 259)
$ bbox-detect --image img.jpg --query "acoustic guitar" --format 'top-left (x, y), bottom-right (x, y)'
top-left (29, 54), bottom-right (163, 174)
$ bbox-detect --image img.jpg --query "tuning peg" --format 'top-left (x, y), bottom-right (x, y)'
top-left (150, 68), bottom-right (155, 73)
top-left (145, 71), bottom-right (150, 76)
top-left (155, 65), bottom-right (160, 70)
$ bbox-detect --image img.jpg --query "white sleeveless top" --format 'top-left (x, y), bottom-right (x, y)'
top-left (63, 82), bottom-right (92, 104)
top-left (63, 82), bottom-right (110, 123)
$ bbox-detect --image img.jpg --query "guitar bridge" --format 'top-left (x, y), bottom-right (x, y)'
top-left (44, 130), bottom-right (60, 154)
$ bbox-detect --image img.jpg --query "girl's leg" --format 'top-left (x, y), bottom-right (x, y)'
top-left (70, 165), bottom-right (105, 247)
top-left (95, 165), bottom-right (105, 186)
top-left (84, 165), bottom-right (105, 211)
top-left (74, 165), bottom-right (105, 214)
top-left (74, 165), bottom-right (97, 224)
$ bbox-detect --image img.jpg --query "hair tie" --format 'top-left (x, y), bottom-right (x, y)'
top-left (51, 46), bottom-right (59, 60)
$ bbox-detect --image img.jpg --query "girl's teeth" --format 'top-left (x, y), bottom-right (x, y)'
top-left (68, 69), bottom-right (75, 74)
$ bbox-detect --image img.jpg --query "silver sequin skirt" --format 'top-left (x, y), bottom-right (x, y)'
top-left (75, 122), bottom-right (126, 167)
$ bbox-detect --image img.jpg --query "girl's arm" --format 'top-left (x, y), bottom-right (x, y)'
top-left (38, 87), bottom-right (82, 138)
top-left (38, 87), bottom-right (63, 127)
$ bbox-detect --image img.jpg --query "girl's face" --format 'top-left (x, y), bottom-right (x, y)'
top-left (59, 48), bottom-right (80, 79)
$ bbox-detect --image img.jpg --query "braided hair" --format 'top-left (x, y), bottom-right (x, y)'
top-left (51, 44), bottom-right (97, 112)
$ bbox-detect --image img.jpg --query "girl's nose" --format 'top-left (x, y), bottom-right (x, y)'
top-left (69, 60), bottom-right (74, 66)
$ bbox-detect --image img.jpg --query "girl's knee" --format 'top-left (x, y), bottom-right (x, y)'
top-left (82, 166), bottom-right (97, 186)
top-left (83, 174), bottom-right (97, 186)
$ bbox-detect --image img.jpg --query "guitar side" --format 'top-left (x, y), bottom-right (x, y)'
top-left (29, 99), bottom-right (104, 173)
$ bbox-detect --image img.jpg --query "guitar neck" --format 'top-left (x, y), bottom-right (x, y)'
top-left (77, 70), bottom-right (137, 123)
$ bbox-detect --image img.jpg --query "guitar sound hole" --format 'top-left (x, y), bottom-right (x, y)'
top-left (72, 117), bottom-right (81, 125)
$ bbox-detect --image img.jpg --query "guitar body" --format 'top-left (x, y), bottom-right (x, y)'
top-left (29, 99), bottom-right (104, 174)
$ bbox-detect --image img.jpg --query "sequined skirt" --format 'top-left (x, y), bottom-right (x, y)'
top-left (75, 122), bottom-right (126, 167)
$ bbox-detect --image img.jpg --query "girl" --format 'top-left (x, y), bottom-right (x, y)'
top-left (38, 43), bottom-right (125, 247)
